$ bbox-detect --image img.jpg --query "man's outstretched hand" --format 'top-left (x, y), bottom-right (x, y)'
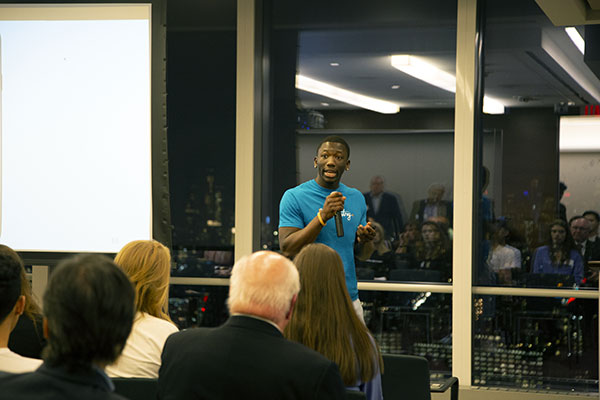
top-left (356, 221), bottom-right (376, 243)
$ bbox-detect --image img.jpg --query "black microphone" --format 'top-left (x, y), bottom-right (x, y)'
top-left (334, 211), bottom-right (344, 237)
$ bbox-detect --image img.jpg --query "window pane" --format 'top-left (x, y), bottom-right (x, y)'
top-left (264, 2), bottom-right (458, 289)
top-left (169, 285), bottom-right (229, 329)
top-left (476, 1), bottom-right (600, 291)
top-left (167, 1), bottom-right (236, 272)
top-left (473, 295), bottom-right (598, 392)
top-left (361, 290), bottom-right (452, 376)
top-left (475, 0), bottom-right (599, 391)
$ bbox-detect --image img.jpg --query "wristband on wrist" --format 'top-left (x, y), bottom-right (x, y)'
top-left (317, 209), bottom-right (326, 226)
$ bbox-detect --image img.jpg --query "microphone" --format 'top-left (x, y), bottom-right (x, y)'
top-left (334, 211), bottom-right (344, 237)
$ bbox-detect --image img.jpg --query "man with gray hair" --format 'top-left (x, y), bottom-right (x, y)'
top-left (158, 251), bottom-right (346, 400)
top-left (409, 183), bottom-right (453, 226)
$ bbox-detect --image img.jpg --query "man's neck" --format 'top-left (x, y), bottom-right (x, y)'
top-left (314, 178), bottom-right (340, 191)
top-left (0, 321), bottom-right (13, 348)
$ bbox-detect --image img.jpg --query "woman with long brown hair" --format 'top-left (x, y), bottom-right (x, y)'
top-left (284, 243), bottom-right (383, 400)
top-left (105, 240), bottom-right (178, 378)
top-left (532, 219), bottom-right (583, 284)
top-left (414, 220), bottom-right (452, 282)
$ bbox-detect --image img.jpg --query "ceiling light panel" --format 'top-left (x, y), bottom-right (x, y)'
top-left (391, 55), bottom-right (456, 92)
top-left (565, 27), bottom-right (585, 54)
top-left (295, 74), bottom-right (400, 114)
top-left (391, 54), bottom-right (504, 114)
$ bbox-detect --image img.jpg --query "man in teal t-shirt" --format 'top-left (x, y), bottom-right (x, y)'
top-left (279, 135), bottom-right (375, 320)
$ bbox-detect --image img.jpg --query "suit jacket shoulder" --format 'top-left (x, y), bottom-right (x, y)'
top-left (0, 364), bottom-right (126, 400)
top-left (159, 316), bottom-right (345, 400)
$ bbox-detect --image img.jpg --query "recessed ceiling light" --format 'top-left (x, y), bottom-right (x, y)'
top-left (391, 54), bottom-right (505, 114)
top-left (565, 27), bottom-right (585, 54)
top-left (295, 75), bottom-right (400, 114)
top-left (321, 102), bottom-right (330, 106)
top-left (391, 84), bottom-right (400, 89)
top-left (391, 55), bottom-right (455, 92)
top-left (329, 62), bottom-right (340, 67)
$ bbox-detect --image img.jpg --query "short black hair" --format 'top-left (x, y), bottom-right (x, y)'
top-left (583, 210), bottom-right (600, 222)
top-left (42, 254), bottom-right (135, 370)
top-left (559, 182), bottom-right (567, 195)
top-left (316, 135), bottom-right (350, 158)
top-left (0, 245), bottom-right (24, 324)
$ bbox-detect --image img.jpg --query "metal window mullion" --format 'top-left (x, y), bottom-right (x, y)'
top-left (453, 0), bottom-right (479, 387)
top-left (235, 0), bottom-right (262, 261)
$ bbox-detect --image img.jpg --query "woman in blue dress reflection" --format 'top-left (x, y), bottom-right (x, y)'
top-left (532, 219), bottom-right (583, 285)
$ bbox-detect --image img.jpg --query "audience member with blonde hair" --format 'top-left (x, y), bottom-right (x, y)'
top-left (285, 243), bottom-right (383, 400)
top-left (105, 240), bottom-right (178, 378)
top-left (0, 245), bottom-right (43, 373)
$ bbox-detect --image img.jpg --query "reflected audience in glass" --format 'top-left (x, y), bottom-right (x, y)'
top-left (569, 215), bottom-right (600, 286)
top-left (531, 219), bottom-right (583, 286)
top-left (409, 183), bottom-right (453, 227)
top-left (363, 176), bottom-right (404, 241)
top-left (395, 221), bottom-right (452, 283)
top-left (486, 219), bottom-right (521, 285)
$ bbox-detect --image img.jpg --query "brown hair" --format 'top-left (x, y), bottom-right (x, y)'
top-left (415, 221), bottom-right (450, 261)
top-left (114, 240), bottom-right (172, 321)
top-left (284, 243), bottom-right (383, 385)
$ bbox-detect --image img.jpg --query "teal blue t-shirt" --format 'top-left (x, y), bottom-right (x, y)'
top-left (279, 179), bottom-right (367, 301)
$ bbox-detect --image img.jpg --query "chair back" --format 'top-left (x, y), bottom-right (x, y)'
top-left (381, 354), bottom-right (431, 400)
top-left (389, 268), bottom-right (441, 283)
top-left (112, 378), bottom-right (158, 400)
top-left (346, 389), bottom-right (367, 399)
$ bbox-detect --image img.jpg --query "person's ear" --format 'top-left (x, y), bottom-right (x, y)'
top-left (313, 157), bottom-right (318, 168)
top-left (14, 295), bottom-right (26, 316)
top-left (43, 318), bottom-right (50, 339)
top-left (345, 160), bottom-right (351, 171)
top-left (285, 294), bottom-right (297, 321)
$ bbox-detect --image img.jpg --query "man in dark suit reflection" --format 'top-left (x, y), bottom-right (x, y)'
top-left (363, 175), bottom-right (403, 240)
top-left (409, 183), bottom-right (453, 226)
top-left (158, 251), bottom-right (346, 400)
top-left (0, 254), bottom-right (135, 400)
top-left (570, 215), bottom-right (600, 284)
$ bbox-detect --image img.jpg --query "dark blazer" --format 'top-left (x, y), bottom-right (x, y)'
top-left (363, 192), bottom-right (403, 239)
top-left (0, 363), bottom-right (126, 400)
top-left (9, 314), bottom-right (46, 359)
top-left (582, 239), bottom-right (600, 284)
top-left (409, 199), bottom-right (453, 226)
top-left (158, 315), bottom-right (346, 400)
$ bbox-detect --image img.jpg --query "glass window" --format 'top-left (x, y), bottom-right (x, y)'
top-left (169, 285), bottom-right (229, 329)
top-left (361, 290), bottom-right (452, 376)
top-left (475, 0), bottom-right (599, 391)
top-left (473, 295), bottom-right (598, 392)
top-left (261, 0), bottom-right (458, 386)
top-left (167, 1), bottom-right (237, 276)
top-left (263, 1), bottom-right (458, 285)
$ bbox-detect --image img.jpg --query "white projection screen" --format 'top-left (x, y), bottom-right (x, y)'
top-left (0, 4), bottom-right (153, 253)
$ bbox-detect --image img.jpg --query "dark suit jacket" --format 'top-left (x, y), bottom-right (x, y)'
top-left (9, 314), bottom-right (46, 359)
top-left (409, 199), bottom-right (453, 226)
top-left (363, 192), bottom-right (403, 238)
top-left (158, 315), bottom-right (346, 400)
top-left (0, 363), bottom-right (126, 400)
top-left (582, 239), bottom-right (600, 284)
